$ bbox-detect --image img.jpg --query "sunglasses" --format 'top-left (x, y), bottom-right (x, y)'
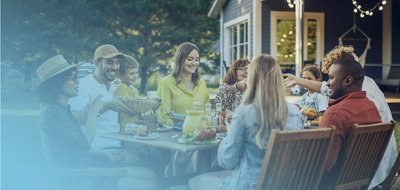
top-left (236, 67), bottom-right (248, 71)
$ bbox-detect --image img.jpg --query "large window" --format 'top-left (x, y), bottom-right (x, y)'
top-left (229, 22), bottom-right (249, 63)
top-left (224, 14), bottom-right (250, 67)
top-left (271, 12), bottom-right (324, 73)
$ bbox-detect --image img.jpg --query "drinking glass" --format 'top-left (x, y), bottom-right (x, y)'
top-left (145, 114), bottom-right (158, 133)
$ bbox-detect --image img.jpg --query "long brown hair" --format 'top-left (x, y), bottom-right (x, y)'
top-left (223, 59), bottom-right (250, 85)
top-left (172, 42), bottom-right (200, 86)
top-left (242, 54), bottom-right (287, 148)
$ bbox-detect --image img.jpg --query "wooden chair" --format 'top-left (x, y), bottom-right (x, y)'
top-left (39, 130), bottom-right (156, 190)
top-left (326, 121), bottom-right (396, 190)
top-left (256, 127), bottom-right (335, 190)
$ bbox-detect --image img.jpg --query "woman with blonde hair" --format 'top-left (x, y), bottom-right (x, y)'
top-left (190, 54), bottom-right (303, 190)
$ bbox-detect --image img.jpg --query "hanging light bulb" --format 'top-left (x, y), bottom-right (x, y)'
top-left (350, 0), bottom-right (384, 17)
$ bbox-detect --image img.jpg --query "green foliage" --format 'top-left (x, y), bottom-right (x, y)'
top-left (2, 0), bottom-right (220, 92)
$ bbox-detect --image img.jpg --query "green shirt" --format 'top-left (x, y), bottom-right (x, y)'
top-left (157, 74), bottom-right (209, 126)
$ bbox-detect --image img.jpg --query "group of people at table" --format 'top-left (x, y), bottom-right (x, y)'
top-left (33, 41), bottom-right (397, 190)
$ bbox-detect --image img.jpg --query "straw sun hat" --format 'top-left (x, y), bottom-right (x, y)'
top-left (31, 55), bottom-right (83, 91)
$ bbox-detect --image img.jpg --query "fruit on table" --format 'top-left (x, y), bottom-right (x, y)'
top-left (207, 128), bottom-right (216, 139)
top-left (196, 130), bottom-right (208, 141)
top-left (302, 107), bottom-right (318, 117)
top-left (194, 128), bottom-right (217, 141)
top-left (216, 125), bottom-right (227, 133)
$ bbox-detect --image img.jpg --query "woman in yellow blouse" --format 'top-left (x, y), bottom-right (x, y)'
top-left (157, 42), bottom-right (210, 126)
top-left (115, 54), bottom-right (140, 128)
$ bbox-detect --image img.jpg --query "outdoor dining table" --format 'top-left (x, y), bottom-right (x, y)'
top-left (100, 131), bottom-right (220, 152)
top-left (101, 130), bottom-right (221, 183)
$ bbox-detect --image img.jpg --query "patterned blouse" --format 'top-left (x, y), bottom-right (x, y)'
top-left (214, 83), bottom-right (244, 111)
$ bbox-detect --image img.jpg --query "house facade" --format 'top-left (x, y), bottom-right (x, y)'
top-left (209, 0), bottom-right (399, 80)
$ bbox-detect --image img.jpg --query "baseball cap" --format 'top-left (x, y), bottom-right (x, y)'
top-left (93, 44), bottom-right (123, 62)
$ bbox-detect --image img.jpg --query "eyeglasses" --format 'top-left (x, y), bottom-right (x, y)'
top-left (236, 67), bottom-right (248, 71)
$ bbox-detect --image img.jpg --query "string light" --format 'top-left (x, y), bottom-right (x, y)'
top-left (352, 0), bottom-right (386, 18)
top-left (286, 0), bottom-right (386, 17)
top-left (286, 0), bottom-right (295, 8)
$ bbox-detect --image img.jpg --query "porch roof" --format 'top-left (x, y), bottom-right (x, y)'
top-left (208, 0), bottom-right (227, 18)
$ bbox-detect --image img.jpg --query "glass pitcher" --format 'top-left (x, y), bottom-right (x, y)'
top-left (182, 110), bottom-right (209, 135)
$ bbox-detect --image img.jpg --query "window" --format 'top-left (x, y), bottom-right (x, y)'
top-left (271, 11), bottom-right (324, 74)
top-left (228, 21), bottom-right (249, 63)
top-left (224, 14), bottom-right (250, 68)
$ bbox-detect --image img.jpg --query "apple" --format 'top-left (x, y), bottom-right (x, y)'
top-left (207, 129), bottom-right (216, 139)
top-left (196, 130), bottom-right (208, 141)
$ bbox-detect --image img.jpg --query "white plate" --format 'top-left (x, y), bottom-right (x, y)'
top-left (157, 125), bottom-right (174, 132)
top-left (134, 133), bottom-right (160, 140)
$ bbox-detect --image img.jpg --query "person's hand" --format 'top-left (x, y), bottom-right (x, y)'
top-left (102, 97), bottom-right (136, 115)
top-left (223, 109), bottom-right (233, 132)
top-left (235, 80), bottom-right (247, 91)
top-left (104, 149), bottom-right (125, 162)
top-left (283, 73), bottom-right (297, 88)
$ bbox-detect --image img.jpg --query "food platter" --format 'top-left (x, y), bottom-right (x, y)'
top-left (134, 133), bottom-right (160, 140)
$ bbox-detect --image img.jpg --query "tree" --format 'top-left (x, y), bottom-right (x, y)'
top-left (1, 0), bottom-right (219, 92)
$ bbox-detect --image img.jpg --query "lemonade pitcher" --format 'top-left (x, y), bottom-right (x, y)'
top-left (182, 110), bottom-right (209, 135)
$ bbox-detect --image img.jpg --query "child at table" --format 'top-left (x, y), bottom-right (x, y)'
top-left (297, 64), bottom-right (328, 120)
top-left (115, 54), bottom-right (141, 129)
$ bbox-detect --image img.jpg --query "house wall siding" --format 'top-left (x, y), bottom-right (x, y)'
top-left (260, 0), bottom-right (384, 78)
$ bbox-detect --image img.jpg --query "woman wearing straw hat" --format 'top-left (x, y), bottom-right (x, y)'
top-left (33, 55), bottom-right (105, 167)
top-left (33, 55), bottom-right (159, 189)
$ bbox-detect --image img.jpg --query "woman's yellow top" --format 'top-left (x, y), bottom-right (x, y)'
top-left (115, 82), bottom-right (140, 128)
top-left (157, 74), bottom-right (210, 126)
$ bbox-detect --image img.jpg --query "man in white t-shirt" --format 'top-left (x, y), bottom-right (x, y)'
top-left (70, 44), bottom-right (136, 162)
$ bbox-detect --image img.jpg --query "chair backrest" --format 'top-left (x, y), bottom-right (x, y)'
top-left (329, 121), bottom-right (395, 190)
top-left (256, 127), bottom-right (335, 190)
top-left (39, 130), bottom-right (55, 169)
